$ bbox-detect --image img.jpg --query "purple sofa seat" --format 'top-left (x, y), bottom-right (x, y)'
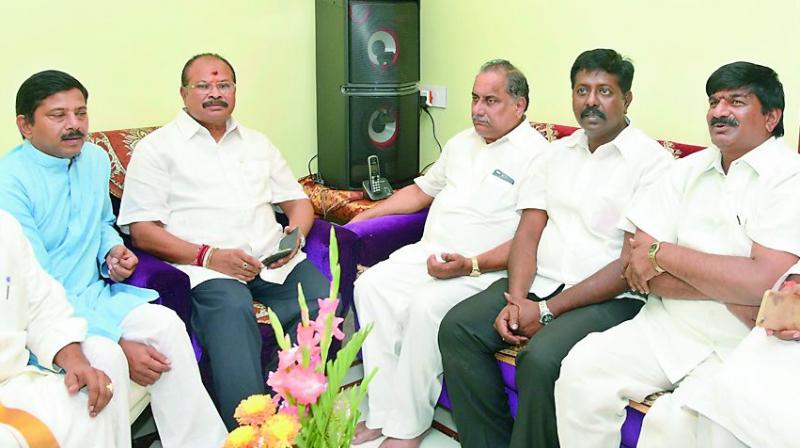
top-left (125, 248), bottom-right (192, 326)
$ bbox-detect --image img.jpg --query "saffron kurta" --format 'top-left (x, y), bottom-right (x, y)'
top-left (0, 140), bottom-right (157, 341)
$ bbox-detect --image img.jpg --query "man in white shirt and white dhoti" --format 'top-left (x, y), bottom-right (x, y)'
top-left (681, 264), bottom-right (800, 448)
top-left (350, 59), bottom-right (550, 448)
top-left (0, 210), bottom-right (118, 447)
top-left (555, 61), bottom-right (800, 448)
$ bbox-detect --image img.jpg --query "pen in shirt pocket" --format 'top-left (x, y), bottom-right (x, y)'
top-left (5, 276), bottom-right (9, 300)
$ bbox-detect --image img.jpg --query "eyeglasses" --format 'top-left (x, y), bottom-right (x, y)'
top-left (184, 81), bottom-right (236, 94)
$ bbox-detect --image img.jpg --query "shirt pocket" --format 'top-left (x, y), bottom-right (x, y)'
top-left (242, 158), bottom-right (274, 204)
top-left (474, 174), bottom-right (517, 215)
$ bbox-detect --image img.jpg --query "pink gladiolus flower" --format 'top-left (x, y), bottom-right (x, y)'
top-left (277, 346), bottom-right (300, 371)
top-left (297, 323), bottom-right (321, 348)
top-left (318, 297), bottom-right (339, 315)
top-left (286, 365), bottom-right (327, 405)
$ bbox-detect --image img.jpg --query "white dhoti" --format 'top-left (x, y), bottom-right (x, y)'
top-left (0, 367), bottom-right (120, 448)
top-left (555, 311), bottom-right (727, 448)
top-left (86, 303), bottom-right (227, 448)
top-left (685, 327), bottom-right (797, 448)
top-left (354, 245), bottom-right (499, 438)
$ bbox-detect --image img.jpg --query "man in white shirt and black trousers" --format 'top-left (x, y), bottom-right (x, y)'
top-left (118, 53), bottom-right (329, 429)
top-left (438, 48), bottom-right (674, 448)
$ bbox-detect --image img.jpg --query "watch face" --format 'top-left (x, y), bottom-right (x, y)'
top-left (540, 313), bottom-right (555, 325)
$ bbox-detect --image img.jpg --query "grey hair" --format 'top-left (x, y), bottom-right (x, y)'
top-left (480, 59), bottom-right (529, 111)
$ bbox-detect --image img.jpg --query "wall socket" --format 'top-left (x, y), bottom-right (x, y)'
top-left (420, 84), bottom-right (447, 108)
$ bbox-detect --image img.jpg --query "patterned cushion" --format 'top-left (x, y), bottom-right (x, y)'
top-left (88, 127), bottom-right (159, 198)
top-left (300, 175), bottom-right (375, 224)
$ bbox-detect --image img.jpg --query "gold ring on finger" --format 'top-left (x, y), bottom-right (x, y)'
top-left (106, 382), bottom-right (114, 393)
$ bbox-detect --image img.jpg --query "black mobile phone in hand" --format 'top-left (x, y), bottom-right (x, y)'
top-left (260, 228), bottom-right (300, 266)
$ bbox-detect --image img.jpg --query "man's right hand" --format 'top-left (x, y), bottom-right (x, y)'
top-left (207, 248), bottom-right (261, 282)
top-left (63, 361), bottom-right (113, 417)
top-left (120, 339), bottom-right (171, 386)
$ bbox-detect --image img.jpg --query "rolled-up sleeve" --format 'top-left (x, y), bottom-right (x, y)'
top-left (414, 144), bottom-right (450, 198)
top-left (515, 150), bottom-right (551, 212)
top-left (626, 162), bottom-right (684, 243)
top-left (266, 138), bottom-right (307, 204)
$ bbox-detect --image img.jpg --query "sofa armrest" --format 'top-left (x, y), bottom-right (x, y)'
top-left (303, 218), bottom-right (360, 311)
top-left (126, 248), bottom-right (192, 325)
top-left (342, 208), bottom-right (429, 267)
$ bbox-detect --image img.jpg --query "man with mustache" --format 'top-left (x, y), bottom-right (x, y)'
top-left (118, 53), bottom-right (329, 429)
top-left (0, 70), bottom-right (226, 447)
top-left (349, 60), bottom-right (550, 447)
top-left (438, 48), bottom-right (673, 448)
top-left (555, 61), bottom-right (800, 447)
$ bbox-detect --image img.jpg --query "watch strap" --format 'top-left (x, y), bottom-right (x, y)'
top-left (648, 241), bottom-right (665, 273)
top-left (469, 256), bottom-right (481, 277)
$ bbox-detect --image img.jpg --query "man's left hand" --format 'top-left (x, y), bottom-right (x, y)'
top-left (427, 253), bottom-right (471, 279)
top-left (106, 244), bottom-right (138, 282)
top-left (624, 233), bottom-right (658, 294)
top-left (265, 226), bottom-right (303, 270)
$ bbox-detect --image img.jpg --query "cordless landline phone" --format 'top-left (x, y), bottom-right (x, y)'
top-left (362, 155), bottom-right (393, 201)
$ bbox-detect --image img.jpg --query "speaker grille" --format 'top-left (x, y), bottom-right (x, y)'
top-left (346, 90), bottom-right (419, 188)
top-left (348, 1), bottom-right (419, 85)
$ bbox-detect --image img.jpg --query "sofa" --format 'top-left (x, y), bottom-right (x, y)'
top-left (88, 126), bottom-right (358, 424)
top-left (327, 121), bottom-right (706, 447)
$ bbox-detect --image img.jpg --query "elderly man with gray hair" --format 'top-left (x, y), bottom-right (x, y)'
top-left (349, 60), bottom-right (550, 448)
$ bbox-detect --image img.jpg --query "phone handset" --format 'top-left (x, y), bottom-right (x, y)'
top-left (362, 155), bottom-right (393, 201)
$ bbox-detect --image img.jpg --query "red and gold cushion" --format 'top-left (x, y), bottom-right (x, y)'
top-left (299, 175), bottom-right (375, 224)
top-left (89, 127), bottom-right (159, 198)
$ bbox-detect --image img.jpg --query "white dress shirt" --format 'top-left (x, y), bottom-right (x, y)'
top-left (627, 136), bottom-right (800, 382)
top-left (118, 110), bottom-right (308, 287)
top-left (519, 124), bottom-right (674, 297)
top-left (393, 119), bottom-right (550, 265)
top-left (0, 210), bottom-right (86, 382)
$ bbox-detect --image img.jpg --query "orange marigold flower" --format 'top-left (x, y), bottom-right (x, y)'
top-left (261, 411), bottom-right (301, 448)
top-left (234, 394), bottom-right (277, 426)
top-left (223, 425), bottom-right (260, 448)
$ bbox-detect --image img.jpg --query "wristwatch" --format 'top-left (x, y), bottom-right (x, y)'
top-left (648, 241), bottom-right (666, 273)
top-left (538, 300), bottom-right (555, 325)
top-left (469, 256), bottom-right (481, 277)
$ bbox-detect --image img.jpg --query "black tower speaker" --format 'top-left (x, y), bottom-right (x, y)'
top-left (316, 0), bottom-right (420, 190)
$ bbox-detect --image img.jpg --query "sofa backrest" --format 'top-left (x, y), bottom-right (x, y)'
top-left (89, 123), bottom-right (707, 205)
top-left (530, 122), bottom-right (706, 159)
top-left (89, 127), bottom-right (159, 199)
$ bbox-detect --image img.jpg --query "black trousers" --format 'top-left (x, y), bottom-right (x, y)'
top-left (190, 259), bottom-right (328, 429)
top-left (438, 278), bottom-right (644, 448)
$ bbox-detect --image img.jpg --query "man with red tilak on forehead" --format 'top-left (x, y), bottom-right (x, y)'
top-left (119, 53), bottom-right (330, 429)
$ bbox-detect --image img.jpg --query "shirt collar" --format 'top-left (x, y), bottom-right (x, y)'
top-left (175, 108), bottom-right (239, 141)
top-left (702, 137), bottom-right (782, 178)
top-left (481, 117), bottom-right (533, 148)
top-left (21, 139), bottom-right (78, 168)
top-left (562, 117), bottom-right (637, 159)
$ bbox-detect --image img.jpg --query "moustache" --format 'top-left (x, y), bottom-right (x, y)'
top-left (202, 99), bottom-right (229, 109)
top-left (472, 115), bottom-right (490, 125)
top-left (710, 116), bottom-right (739, 127)
top-left (60, 130), bottom-right (85, 140)
top-left (580, 107), bottom-right (606, 120)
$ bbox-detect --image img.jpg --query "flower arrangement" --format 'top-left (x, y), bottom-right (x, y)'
top-left (224, 228), bottom-right (375, 448)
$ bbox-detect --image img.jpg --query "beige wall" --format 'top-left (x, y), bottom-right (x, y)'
top-left (0, 1), bottom-right (318, 176)
top-left (419, 0), bottom-right (800, 168)
top-left (2, 1), bottom-right (797, 177)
